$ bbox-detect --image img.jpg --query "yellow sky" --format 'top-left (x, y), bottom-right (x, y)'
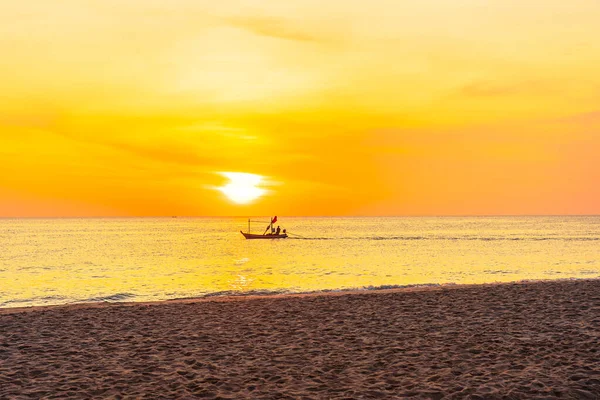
top-left (1, 0), bottom-right (599, 216)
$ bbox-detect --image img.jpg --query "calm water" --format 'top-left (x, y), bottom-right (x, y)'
top-left (1, 217), bottom-right (599, 308)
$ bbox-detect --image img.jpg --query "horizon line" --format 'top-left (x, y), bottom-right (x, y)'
top-left (1, 214), bottom-right (599, 219)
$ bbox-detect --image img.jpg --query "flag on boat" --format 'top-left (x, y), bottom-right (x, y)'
top-left (271, 216), bottom-right (277, 224)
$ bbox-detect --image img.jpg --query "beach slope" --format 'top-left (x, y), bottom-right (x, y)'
top-left (2, 280), bottom-right (600, 398)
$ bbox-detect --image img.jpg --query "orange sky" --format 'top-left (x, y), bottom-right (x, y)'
top-left (1, 0), bottom-right (599, 216)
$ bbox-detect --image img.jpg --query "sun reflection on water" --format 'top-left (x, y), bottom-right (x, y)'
top-left (0, 217), bottom-right (599, 307)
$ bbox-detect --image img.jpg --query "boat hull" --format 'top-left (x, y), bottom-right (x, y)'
top-left (241, 231), bottom-right (288, 239)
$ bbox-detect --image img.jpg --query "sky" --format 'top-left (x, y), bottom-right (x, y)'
top-left (1, 0), bottom-right (599, 217)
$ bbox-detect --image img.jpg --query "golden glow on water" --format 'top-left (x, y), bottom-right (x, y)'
top-left (0, 217), bottom-right (599, 307)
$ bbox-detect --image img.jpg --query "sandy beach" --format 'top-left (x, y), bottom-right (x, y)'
top-left (1, 280), bottom-right (600, 399)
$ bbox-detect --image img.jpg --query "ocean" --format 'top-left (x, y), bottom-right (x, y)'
top-left (1, 216), bottom-right (599, 308)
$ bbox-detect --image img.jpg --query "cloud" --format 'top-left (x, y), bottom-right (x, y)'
top-left (41, 126), bottom-right (219, 170)
top-left (0, 111), bottom-right (60, 130)
top-left (45, 119), bottom-right (268, 174)
top-left (558, 110), bottom-right (600, 125)
top-left (461, 80), bottom-right (554, 97)
top-left (224, 16), bottom-right (322, 43)
top-left (99, 140), bottom-right (218, 168)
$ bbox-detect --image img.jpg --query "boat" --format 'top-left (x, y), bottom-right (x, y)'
top-left (240, 216), bottom-right (288, 239)
top-left (240, 232), bottom-right (288, 239)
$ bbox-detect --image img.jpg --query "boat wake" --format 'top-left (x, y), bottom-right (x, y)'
top-left (288, 236), bottom-right (599, 241)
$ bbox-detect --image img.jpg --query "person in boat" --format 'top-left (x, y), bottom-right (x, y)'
top-left (276, 226), bottom-right (281, 235)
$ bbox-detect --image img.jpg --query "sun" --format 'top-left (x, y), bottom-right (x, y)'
top-left (217, 172), bottom-right (266, 204)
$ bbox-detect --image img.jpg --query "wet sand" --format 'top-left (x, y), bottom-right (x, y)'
top-left (1, 279), bottom-right (600, 399)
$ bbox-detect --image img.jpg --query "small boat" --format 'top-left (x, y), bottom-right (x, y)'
top-left (240, 232), bottom-right (288, 239)
top-left (240, 216), bottom-right (288, 239)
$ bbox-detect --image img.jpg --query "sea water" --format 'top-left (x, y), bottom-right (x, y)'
top-left (1, 216), bottom-right (599, 308)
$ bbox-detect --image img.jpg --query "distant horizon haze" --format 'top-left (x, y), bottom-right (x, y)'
top-left (2, 214), bottom-right (600, 219)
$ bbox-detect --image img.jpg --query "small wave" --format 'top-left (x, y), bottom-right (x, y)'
top-left (361, 283), bottom-right (442, 291)
top-left (201, 289), bottom-right (289, 298)
top-left (0, 299), bottom-right (34, 307)
top-left (194, 279), bottom-right (600, 301)
top-left (40, 295), bottom-right (68, 301)
top-left (0, 298), bottom-right (37, 307)
top-left (370, 236), bottom-right (426, 241)
top-left (84, 293), bottom-right (137, 302)
top-left (0, 295), bottom-right (68, 308)
top-left (482, 269), bottom-right (520, 275)
top-left (196, 284), bottom-right (445, 299)
top-left (18, 265), bottom-right (55, 271)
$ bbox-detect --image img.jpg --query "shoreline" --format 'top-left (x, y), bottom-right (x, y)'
top-left (2, 277), bottom-right (599, 315)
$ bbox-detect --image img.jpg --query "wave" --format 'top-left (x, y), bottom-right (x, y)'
top-left (1, 292), bottom-right (137, 308)
top-left (200, 289), bottom-right (288, 298)
top-left (0, 295), bottom-right (68, 308)
top-left (4, 278), bottom-right (600, 309)
top-left (162, 278), bottom-right (600, 302)
top-left (83, 293), bottom-right (137, 302)
top-left (195, 283), bottom-right (445, 299)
